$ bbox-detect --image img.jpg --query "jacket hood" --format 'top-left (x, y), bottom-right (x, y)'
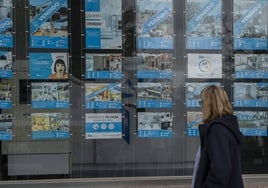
top-left (209, 115), bottom-right (244, 144)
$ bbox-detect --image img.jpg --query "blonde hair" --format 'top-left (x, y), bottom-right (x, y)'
top-left (200, 85), bottom-right (233, 124)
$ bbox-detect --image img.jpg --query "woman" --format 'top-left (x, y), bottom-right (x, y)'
top-left (49, 59), bottom-right (68, 79)
top-left (193, 85), bottom-right (244, 188)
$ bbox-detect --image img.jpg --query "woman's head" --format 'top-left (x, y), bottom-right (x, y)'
top-left (200, 85), bottom-right (233, 123)
top-left (54, 59), bottom-right (66, 73)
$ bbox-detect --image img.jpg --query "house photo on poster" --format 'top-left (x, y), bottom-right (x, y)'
top-left (31, 112), bottom-right (70, 139)
top-left (137, 82), bottom-right (173, 108)
top-left (85, 113), bottom-right (122, 139)
top-left (0, 78), bottom-right (12, 109)
top-left (84, 0), bottom-right (122, 49)
top-left (235, 111), bottom-right (268, 136)
top-left (136, 0), bottom-right (174, 49)
top-left (233, 82), bottom-right (268, 107)
top-left (0, 51), bottom-right (12, 78)
top-left (31, 82), bottom-right (70, 109)
top-left (186, 0), bottom-right (222, 49)
top-left (30, 52), bottom-right (69, 79)
top-left (29, 0), bottom-right (69, 49)
top-left (0, 0), bottom-right (13, 48)
top-left (233, 0), bottom-right (268, 50)
top-left (235, 54), bottom-right (268, 79)
top-left (85, 83), bottom-right (122, 109)
top-left (85, 53), bottom-right (122, 79)
top-left (187, 111), bottom-right (202, 136)
top-left (137, 53), bottom-right (173, 79)
top-left (0, 113), bottom-right (12, 140)
top-left (187, 53), bottom-right (222, 78)
top-left (137, 112), bottom-right (173, 138)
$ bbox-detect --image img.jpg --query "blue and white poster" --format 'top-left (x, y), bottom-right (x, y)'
top-left (85, 0), bottom-right (122, 49)
top-left (187, 111), bottom-right (203, 136)
top-left (29, 0), bottom-right (68, 49)
top-left (186, 0), bottom-right (222, 49)
top-left (85, 53), bottom-right (122, 79)
top-left (136, 0), bottom-right (174, 49)
top-left (0, 51), bottom-right (12, 78)
top-left (137, 53), bottom-right (173, 79)
top-left (137, 112), bottom-right (173, 138)
top-left (234, 82), bottom-right (268, 107)
top-left (233, 0), bottom-right (268, 50)
top-left (30, 52), bottom-right (69, 79)
top-left (137, 82), bottom-right (173, 108)
top-left (0, 0), bottom-right (13, 47)
top-left (235, 111), bottom-right (268, 136)
top-left (31, 112), bottom-right (70, 139)
top-left (85, 83), bottom-right (122, 109)
top-left (85, 113), bottom-right (122, 139)
top-left (0, 113), bottom-right (12, 140)
top-left (31, 82), bottom-right (70, 109)
top-left (187, 53), bottom-right (222, 78)
top-left (0, 78), bottom-right (12, 109)
top-left (235, 54), bottom-right (268, 79)
top-left (186, 82), bottom-right (221, 107)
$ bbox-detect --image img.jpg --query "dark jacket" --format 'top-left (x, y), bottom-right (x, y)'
top-left (194, 115), bottom-right (244, 188)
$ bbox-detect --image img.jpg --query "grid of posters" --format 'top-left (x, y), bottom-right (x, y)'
top-left (0, 0), bottom-right (13, 48)
top-left (85, 113), bottom-right (122, 139)
top-left (0, 113), bottom-right (12, 140)
top-left (29, 0), bottom-right (68, 49)
top-left (85, 83), bottom-right (122, 109)
top-left (137, 112), bottom-right (173, 138)
top-left (31, 113), bottom-right (70, 139)
top-left (31, 82), bottom-right (70, 108)
top-left (233, 0), bottom-right (268, 50)
top-left (186, 0), bottom-right (222, 49)
top-left (84, 0), bottom-right (122, 49)
top-left (30, 52), bottom-right (69, 79)
top-left (187, 53), bottom-right (222, 78)
top-left (0, 51), bottom-right (12, 78)
top-left (0, 78), bottom-right (11, 108)
top-left (187, 111), bottom-right (202, 136)
top-left (186, 82), bottom-right (221, 107)
top-left (233, 82), bottom-right (268, 107)
top-left (137, 82), bottom-right (173, 108)
top-left (235, 54), bottom-right (268, 79)
top-left (235, 111), bottom-right (268, 136)
top-left (85, 53), bottom-right (122, 79)
top-left (136, 0), bottom-right (174, 49)
top-left (137, 53), bottom-right (173, 79)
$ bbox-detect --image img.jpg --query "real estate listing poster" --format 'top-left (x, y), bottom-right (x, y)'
top-left (85, 53), bottom-right (122, 79)
top-left (137, 112), bottom-right (173, 138)
top-left (31, 82), bottom-right (70, 108)
top-left (0, 0), bottom-right (13, 48)
top-left (31, 112), bottom-right (70, 139)
top-left (187, 53), bottom-right (222, 78)
top-left (186, 82), bottom-right (221, 107)
top-left (30, 52), bottom-right (69, 79)
top-left (0, 51), bottom-right (12, 78)
top-left (85, 113), bottom-right (122, 139)
top-left (235, 111), bottom-right (268, 136)
top-left (85, 0), bottom-right (122, 49)
top-left (234, 82), bottom-right (268, 107)
top-left (137, 82), bottom-right (173, 108)
top-left (187, 111), bottom-right (202, 136)
top-left (29, 0), bottom-right (68, 49)
top-left (235, 54), bottom-right (268, 79)
top-left (233, 0), bottom-right (268, 50)
top-left (137, 53), bottom-right (173, 79)
top-left (186, 0), bottom-right (222, 49)
top-left (0, 78), bottom-right (11, 109)
top-left (136, 0), bottom-right (173, 49)
top-left (0, 113), bottom-right (12, 140)
top-left (85, 83), bottom-right (122, 109)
